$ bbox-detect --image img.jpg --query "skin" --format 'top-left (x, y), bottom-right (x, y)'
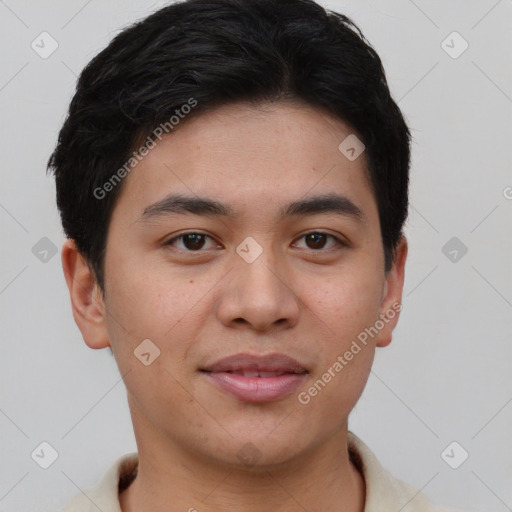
top-left (62, 100), bottom-right (407, 512)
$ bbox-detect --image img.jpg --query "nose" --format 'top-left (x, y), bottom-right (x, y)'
top-left (216, 247), bottom-right (300, 332)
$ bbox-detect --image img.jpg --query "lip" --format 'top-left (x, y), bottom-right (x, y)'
top-left (200, 352), bottom-right (308, 403)
top-left (201, 352), bottom-right (308, 374)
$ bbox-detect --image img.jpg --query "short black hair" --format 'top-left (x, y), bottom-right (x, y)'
top-left (47, 0), bottom-right (411, 293)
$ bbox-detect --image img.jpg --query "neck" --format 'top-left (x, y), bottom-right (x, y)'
top-left (120, 400), bottom-right (365, 512)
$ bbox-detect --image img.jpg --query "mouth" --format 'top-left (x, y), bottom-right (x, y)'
top-left (201, 369), bottom-right (303, 377)
top-left (200, 353), bottom-right (308, 402)
top-left (200, 352), bottom-right (308, 374)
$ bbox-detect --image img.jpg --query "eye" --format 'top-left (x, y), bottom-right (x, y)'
top-left (164, 230), bottom-right (347, 253)
top-left (164, 232), bottom-right (219, 251)
top-left (293, 232), bottom-right (346, 251)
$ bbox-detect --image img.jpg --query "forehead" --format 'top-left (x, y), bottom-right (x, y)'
top-left (112, 101), bottom-right (378, 228)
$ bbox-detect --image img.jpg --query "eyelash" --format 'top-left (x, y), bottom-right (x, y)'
top-left (163, 231), bottom-right (347, 253)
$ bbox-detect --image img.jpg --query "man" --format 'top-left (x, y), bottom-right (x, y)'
top-left (48, 0), bottom-right (460, 510)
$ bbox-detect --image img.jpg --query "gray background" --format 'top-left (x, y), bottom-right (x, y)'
top-left (1, 0), bottom-right (511, 511)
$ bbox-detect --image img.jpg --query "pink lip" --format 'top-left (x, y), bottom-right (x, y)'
top-left (201, 352), bottom-right (307, 373)
top-left (202, 372), bottom-right (307, 402)
top-left (200, 352), bottom-right (308, 402)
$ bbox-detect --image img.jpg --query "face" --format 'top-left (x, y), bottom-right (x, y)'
top-left (65, 100), bottom-right (407, 469)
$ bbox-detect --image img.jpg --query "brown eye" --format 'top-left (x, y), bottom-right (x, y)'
top-left (181, 233), bottom-right (206, 250)
top-left (305, 233), bottom-right (328, 249)
top-left (165, 232), bottom-right (217, 251)
top-left (294, 232), bottom-right (345, 251)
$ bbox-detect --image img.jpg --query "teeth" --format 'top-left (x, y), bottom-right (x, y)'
top-left (259, 371), bottom-right (281, 378)
top-left (241, 370), bottom-right (259, 377)
top-left (225, 370), bottom-right (294, 377)
top-left (230, 370), bottom-right (287, 377)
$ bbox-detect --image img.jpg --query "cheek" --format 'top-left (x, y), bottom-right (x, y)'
top-left (105, 255), bottom-right (206, 337)
top-left (121, 358), bottom-right (197, 433)
top-left (303, 269), bottom-right (383, 331)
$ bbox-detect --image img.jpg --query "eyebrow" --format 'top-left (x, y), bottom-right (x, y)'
top-left (138, 192), bottom-right (365, 223)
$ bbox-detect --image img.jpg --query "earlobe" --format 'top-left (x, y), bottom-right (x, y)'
top-left (61, 239), bottom-right (111, 350)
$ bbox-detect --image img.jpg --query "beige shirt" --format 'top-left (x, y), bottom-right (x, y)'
top-left (61, 432), bottom-right (459, 511)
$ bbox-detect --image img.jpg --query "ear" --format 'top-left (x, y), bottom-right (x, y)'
top-left (375, 235), bottom-right (408, 348)
top-left (61, 239), bottom-right (111, 349)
